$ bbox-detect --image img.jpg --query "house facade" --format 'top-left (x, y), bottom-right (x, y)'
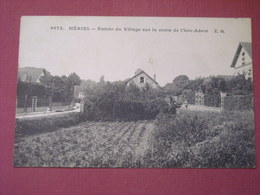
top-left (231, 42), bottom-right (252, 80)
top-left (18, 67), bottom-right (50, 83)
top-left (126, 69), bottom-right (160, 89)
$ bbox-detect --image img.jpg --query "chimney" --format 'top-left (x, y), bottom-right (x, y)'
top-left (135, 68), bottom-right (142, 75)
top-left (154, 74), bottom-right (156, 81)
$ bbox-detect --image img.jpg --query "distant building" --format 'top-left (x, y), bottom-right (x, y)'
top-left (125, 69), bottom-right (160, 89)
top-left (18, 67), bottom-right (50, 83)
top-left (74, 85), bottom-right (85, 100)
top-left (195, 90), bottom-right (205, 106)
top-left (231, 42), bottom-right (252, 80)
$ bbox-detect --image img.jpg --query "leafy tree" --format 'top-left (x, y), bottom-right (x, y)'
top-left (165, 75), bottom-right (189, 96)
top-left (226, 75), bottom-right (253, 95)
top-left (63, 73), bottom-right (82, 106)
top-left (173, 75), bottom-right (189, 88)
top-left (182, 89), bottom-right (195, 104)
top-left (40, 75), bottom-right (66, 102)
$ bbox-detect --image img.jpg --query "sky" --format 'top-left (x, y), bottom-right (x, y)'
top-left (18, 16), bottom-right (252, 86)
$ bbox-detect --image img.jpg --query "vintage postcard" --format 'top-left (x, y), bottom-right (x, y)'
top-left (14, 16), bottom-right (255, 168)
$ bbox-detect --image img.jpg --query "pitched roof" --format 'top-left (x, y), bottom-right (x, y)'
top-left (125, 70), bottom-right (159, 85)
top-left (231, 42), bottom-right (252, 67)
top-left (18, 67), bottom-right (50, 82)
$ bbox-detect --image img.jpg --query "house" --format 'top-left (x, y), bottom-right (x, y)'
top-left (18, 67), bottom-right (50, 83)
top-left (125, 69), bottom-right (160, 89)
top-left (195, 90), bottom-right (205, 106)
top-left (74, 85), bottom-right (85, 100)
top-left (231, 42), bottom-right (253, 80)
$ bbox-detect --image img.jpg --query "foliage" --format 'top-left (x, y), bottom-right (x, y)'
top-left (83, 97), bottom-right (168, 121)
top-left (145, 110), bottom-right (255, 168)
top-left (226, 75), bottom-right (253, 95)
top-left (204, 89), bottom-right (221, 107)
top-left (17, 81), bottom-right (47, 97)
top-left (80, 80), bottom-right (168, 121)
top-left (224, 94), bottom-right (254, 111)
top-left (15, 113), bottom-right (81, 137)
top-left (14, 120), bottom-right (154, 167)
top-left (40, 73), bottom-right (81, 104)
top-left (181, 89), bottom-right (195, 104)
top-left (39, 75), bottom-right (66, 102)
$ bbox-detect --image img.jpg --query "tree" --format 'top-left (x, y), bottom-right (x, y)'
top-left (173, 75), bottom-right (189, 88)
top-left (164, 75), bottom-right (189, 96)
top-left (182, 89), bottom-right (195, 104)
top-left (226, 75), bottom-right (253, 95)
top-left (65, 73), bottom-right (82, 106)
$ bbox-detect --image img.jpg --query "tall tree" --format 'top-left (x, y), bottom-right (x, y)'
top-left (65, 73), bottom-right (81, 106)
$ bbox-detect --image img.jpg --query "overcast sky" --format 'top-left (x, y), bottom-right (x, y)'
top-left (18, 16), bottom-right (251, 86)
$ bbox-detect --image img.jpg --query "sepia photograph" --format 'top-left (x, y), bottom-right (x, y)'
top-left (14, 16), bottom-right (255, 168)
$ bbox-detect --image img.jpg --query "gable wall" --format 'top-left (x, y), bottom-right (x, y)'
top-left (234, 47), bottom-right (253, 79)
top-left (127, 72), bottom-right (158, 88)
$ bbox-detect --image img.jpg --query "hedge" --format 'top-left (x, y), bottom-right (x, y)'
top-left (83, 98), bottom-right (169, 121)
top-left (204, 93), bottom-right (221, 107)
top-left (223, 94), bottom-right (254, 111)
top-left (15, 113), bottom-right (81, 137)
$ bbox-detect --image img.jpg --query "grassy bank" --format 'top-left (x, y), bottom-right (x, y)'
top-left (15, 113), bottom-right (82, 138)
top-left (144, 109), bottom-right (255, 168)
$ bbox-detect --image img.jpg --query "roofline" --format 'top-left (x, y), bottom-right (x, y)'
top-left (231, 43), bottom-right (242, 68)
top-left (125, 70), bottom-right (160, 86)
top-left (231, 42), bottom-right (252, 68)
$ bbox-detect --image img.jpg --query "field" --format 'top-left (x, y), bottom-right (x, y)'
top-left (14, 120), bottom-right (154, 167)
top-left (14, 109), bottom-right (255, 168)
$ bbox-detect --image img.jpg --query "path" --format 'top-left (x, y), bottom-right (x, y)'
top-left (16, 107), bottom-right (80, 119)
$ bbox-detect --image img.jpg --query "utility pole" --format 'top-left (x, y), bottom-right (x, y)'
top-left (49, 78), bottom-right (54, 111)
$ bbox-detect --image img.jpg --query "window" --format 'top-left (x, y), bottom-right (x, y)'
top-left (140, 77), bottom-right (144, 83)
top-left (242, 52), bottom-right (245, 56)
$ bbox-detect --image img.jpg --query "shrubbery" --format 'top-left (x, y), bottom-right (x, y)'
top-left (144, 110), bottom-right (255, 168)
top-left (224, 94), bottom-right (254, 111)
top-left (83, 98), bottom-right (169, 121)
top-left (15, 113), bottom-right (81, 137)
top-left (204, 93), bottom-right (220, 107)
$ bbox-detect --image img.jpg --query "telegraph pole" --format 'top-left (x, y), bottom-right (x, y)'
top-left (49, 78), bottom-right (54, 111)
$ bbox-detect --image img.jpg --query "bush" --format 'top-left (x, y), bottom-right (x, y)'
top-left (224, 94), bottom-right (254, 111)
top-left (204, 93), bottom-right (220, 107)
top-left (15, 113), bottom-right (81, 137)
top-left (192, 111), bottom-right (255, 168)
top-left (83, 98), bottom-right (168, 121)
top-left (146, 110), bottom-right (255, 168)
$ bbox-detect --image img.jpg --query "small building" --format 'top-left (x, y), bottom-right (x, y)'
top-left (18, 67), bottom-right (50, 83)
top-left (125, 69), bottom-right (160, 89)
top-left (231, 42), bottom-right (252, 80)
top-left (195, 90), bottom-right (205, 106)
top-left (74, 85), bottom-right (85, 100)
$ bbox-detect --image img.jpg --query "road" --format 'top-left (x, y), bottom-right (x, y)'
top-left (16, 107), bottom-right (80, 119)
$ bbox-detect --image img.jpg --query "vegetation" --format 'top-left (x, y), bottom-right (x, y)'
top-left (81, 80), bottom-right (168, 121)
top-left (15, 113), bottom-right (81, 138)
top-left (40, 72), bottom-right (81, 106)
top-left (164, 75), bottom-right (253, 106)
top-left (144, 109), bottom-right (255, 168)
top-left (17, 72), bottom-right (81, 109)
top-left (14, 120), bottom-right (154, 167)
top-left (14, 109), bottom-right (255, 168)
top-left (224, 94), bottom-right (254, 111)
top-left (14, 73), bottom-right (255, 168)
